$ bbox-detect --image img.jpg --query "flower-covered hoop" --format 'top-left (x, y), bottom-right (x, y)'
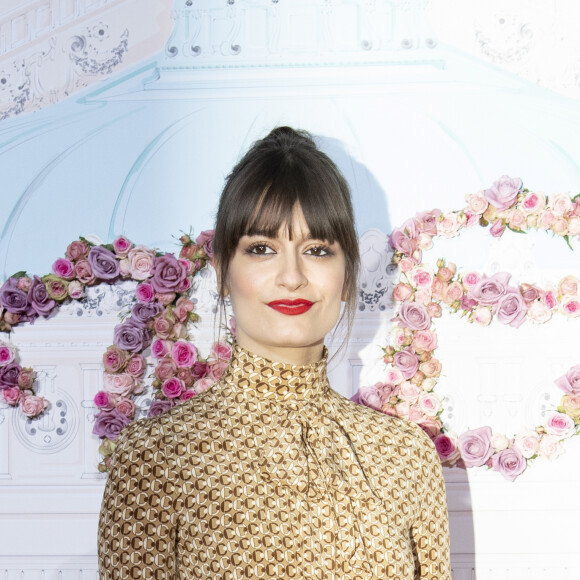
top-left (354, 176), bottom-right (580, 481)
top-left (0, 230), bottom-right (234, 471)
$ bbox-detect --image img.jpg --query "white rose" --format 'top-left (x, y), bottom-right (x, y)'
top-left (491, 433), bottom-right (510, 452)
top-left (514, 430), bottom-right (540, 459)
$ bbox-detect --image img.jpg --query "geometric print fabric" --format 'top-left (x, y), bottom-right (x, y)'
top-left (98, 345), bottom-right (451, 579)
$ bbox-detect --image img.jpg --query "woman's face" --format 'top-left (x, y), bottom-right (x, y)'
top-left (224, 204), bottom-right (346, 365)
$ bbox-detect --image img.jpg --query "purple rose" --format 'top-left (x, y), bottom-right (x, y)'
top-left (467, 272), bottom-right (511, 305)
top-left (555, 365), bottom-right (580, 395)
top-left (147, 398), bottom-right (176, 418)
top-left (393, 347), bottom-right (420, 380)
top-left (113, 319), bottom-right (151, 353)
top-left (150, 254), bottom-right (188, 293)
top-left (434, 434), bottom-right (460, 464)
top-left (192, 361), bottom-right (208, 379)
top-left (389, 226), bottom-right (416, 255)
top-left (92, 408), bottom-right (131, 440)
top-left (195, 230), bottom-right (214, 259)
top-left (0, 278), bottom-right (30, 314)
top-left (484, 175), bottom-right (522, 211)
top-left (29, 276), bottom-right (56, 317)
top-left (491, 447), bottom-right (526, 482)
top-left (397, 301), bottom-right (431, 331)
top-left (352, 385), bottom-right (382, 410)
top-left (495, 290), bottom-right (527, 328)
top-left (131, 302), bottom-right (164, 324)
top-left (88, 246), bottom-right (120, 281)
top-left (0, 361), bottom-right (22, 389)
top-left (458, 426), bottom-right (494, 467)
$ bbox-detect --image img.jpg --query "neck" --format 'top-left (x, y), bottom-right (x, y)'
top-left (235, 338), bottom-right (325, 365)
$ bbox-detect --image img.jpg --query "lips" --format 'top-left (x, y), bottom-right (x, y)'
top-left (267, 299), bottom-right (314, 316)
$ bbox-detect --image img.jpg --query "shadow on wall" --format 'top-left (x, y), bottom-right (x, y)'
top-left (316, 135), bottom-right (477, 576)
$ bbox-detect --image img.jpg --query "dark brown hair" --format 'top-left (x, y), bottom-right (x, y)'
top-left (214, 126), bottom-right (359, 327)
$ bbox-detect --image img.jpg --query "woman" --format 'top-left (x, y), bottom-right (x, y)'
top-left (98, 127), bottom-right (451, 579)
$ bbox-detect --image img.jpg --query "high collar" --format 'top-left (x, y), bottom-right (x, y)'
top-left (223, 343), bottom-right (329, 401)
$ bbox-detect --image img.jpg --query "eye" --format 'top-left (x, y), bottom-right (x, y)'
top-left (246, 243), bottom-right (275, 255)
top-left (305, 245), bottom-right (332, 257)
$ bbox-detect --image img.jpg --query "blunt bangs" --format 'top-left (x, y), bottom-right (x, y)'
top-left (214, 127), bottom-right (359, 331)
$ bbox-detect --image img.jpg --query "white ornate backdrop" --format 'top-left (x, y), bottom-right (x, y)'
top-left (1, 1), bottom-right (580, 578)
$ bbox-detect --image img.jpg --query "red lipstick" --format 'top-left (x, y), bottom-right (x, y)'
top-left (267, 299), bottom-right (314, 315)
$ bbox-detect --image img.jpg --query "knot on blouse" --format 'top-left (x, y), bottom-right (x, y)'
top-left (223, 344), bottom-right (382, 507)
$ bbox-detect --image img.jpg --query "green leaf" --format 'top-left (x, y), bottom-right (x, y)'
top-left (506, 225), bottom-right (526, 234)
top-left (563, 235), bottom-right (574, 251)
top-left (571, 192), bottom-right (580, 202)
top-left (9, 271), bottom-right (28, 278)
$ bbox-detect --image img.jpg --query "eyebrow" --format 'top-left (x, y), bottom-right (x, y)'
top-left (244, 229), bottom-right (316, 242)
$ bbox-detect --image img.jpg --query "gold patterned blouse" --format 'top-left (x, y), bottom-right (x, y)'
top-left (98, 345), bottom-right (450, 579)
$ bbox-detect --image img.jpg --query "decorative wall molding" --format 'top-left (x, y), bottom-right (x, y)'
top-left (0, 0), bottom-right (173, 119)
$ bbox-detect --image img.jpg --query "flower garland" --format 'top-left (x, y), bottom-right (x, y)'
top-left (353, 176), bottom-right (580, 481)
top-left (0, 230), bottom-right (234, 471)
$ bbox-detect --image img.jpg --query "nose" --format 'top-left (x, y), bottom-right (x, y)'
top-left (275, 251), bottom-right (308, 291)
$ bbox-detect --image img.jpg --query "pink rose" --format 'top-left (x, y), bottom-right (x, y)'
top-left (391, 327), bottom-right (412, 348)
top-left (543, 290), bottom-right (558, 310)
top-left (393, 283), bottom-right (413, 302)
top-left (162, 377), bottom-right (185, 399)
top-left (555, 365), bottom-right (580, 395)
top-left (103, 373), bottom-right (135, 397)
top-left (545, 411), bottom-right (575, 437)
top-left (126, 354), bottom-right (146, 378)
top-left (484, 175), bottom-right (522, 211)
top-left (437, 264), bottom-right (456, 283)
top-left (399, 258), bottom-right (415, 273)
top-left (172, 340), bottom-right (198, 368)
top-left (151, 339), bottom-right (172, 359)
top-left (409, 268), bottom-right (433, 288)
top-left (568, 217), bottom-right (580, 235)
top-left (520, 192), bottom-right (545, 215)
top-left (154, 314), bottom-right (174, 340)
top-left (560, 296), bottom-right (580, 318)
top-left (418, 392), bottom-right (441, 416)
top-left (491, 447), bottom-right (527, 481)
top-left (65, 240), bottom-right (89, 261)
top-left (507, 209), bottom-right (526, 230)
top-left (419, 358), bottom-right (441, 378)
top-left (155, 292), bottom-right (177, 306)
top-left (467, 272), bottom-right (510, 305)
top-left (434, 433), bottom-right (461, 465)
top-left (437, 213), bottom-right (462, 237)
top-left (102, 346), bottom-right (128, 373)
top-left (20, 395), bottom-right (48, 418)
top-left (426, 302), bottom-right (442, 318)
top-left (558, 275), bottom-right (579, 297)
top-left (115, 397), bottom-right (136, 417)
top-left (354, 384), bottom-right (383, 410)
top-left (94, 390), bottom-right (114, 410)
top-left (466, 192), bottom-right (489, 214)
top-left (411, 330), bottom-right (438, 352)
top-left (210, 341), bottom-right (233, 361)
top-left (417, 233), bottom-right (433, 250)
top-left (398, 382), bottom-right (422, 403)
top-left (2, 386), bottom-right (21, 406)
top-left (414, 288), bottom-right (431, 306)
top-left (194, 376), bottom-right (215, 394)
top-left (174, 297), bottom-right (194, 322)
top-left (127, 245), bottom-right (156, 280)
top-left (195, 230), bottom-right (214, 259)
top-left (394, 401), bottom-right (410, 419)
top-left (75, 260), bottom-right (96, 285)
top-left (0, 342), bottom-right (16, 366)
top-left (207, 359), bottom-right (229, 381)
top-left (552, 218), bottom-right (568, 235)
top-left (526, 301), bottom-right (551, 323)
top-left (462, 272), bottom-right (481, 289)
top-left (52, 258), bottom-right (75, 280)
top-left (17, 368), bottom-right (35, 390)
top-left (495, 290), bottom-right (527, 328)
top-left (393, 347), bottom-right (419, 380)
top-left (489, 219), bottom-right (506, 237)
top-left (135, 282), bottom-right (155, 303)
top-left (180, 389), bottom-right (196, 401)
top-left (417, 416), bottom-right (442, 439)
top-left (68, 280), bottom-right (84, 300)
top-left (513, 430), bottom-right (540, 459)
top-left (458, 426), bottom-right (494, 467)
top-left (154, 358), bottom-right (177, 381)
top-left (113, 236), bottom-right (133, 256)
top-left (538, 435), bottom-right (563, 461)
top-left (384, 368), bottom-right (404, 386)
top-left (519, 284), bottom-right (541, 303)
top-left (551, 193), bottom-right (573, 216)
top-left (539, 210), bottom-right (556, 228)
top-left (389, 229), bottom-right (416, 256)
top-left (473, 306), bottom-right (492, 326)
top-left (397, 301), bottom-right (431, 331)
top-left (176, 367), bottom-right (195, 388)
top-left (415, 209), bottom-right (440, 236)
top-left (444, 281), bottom-right (464, 303)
